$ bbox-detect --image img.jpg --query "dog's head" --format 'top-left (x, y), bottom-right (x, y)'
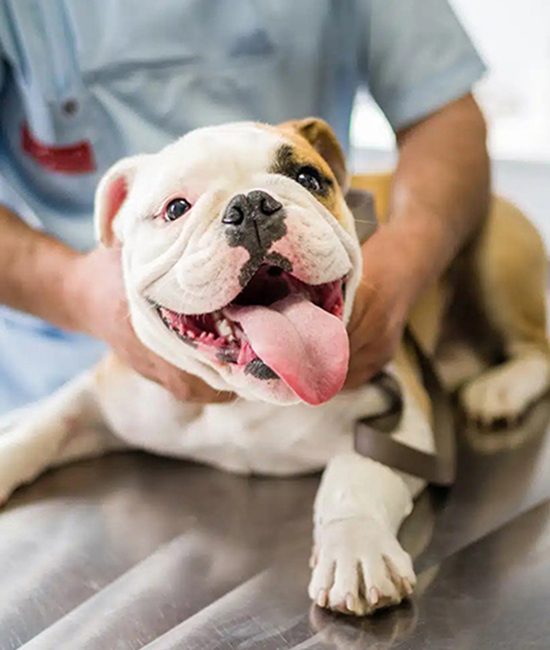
top-left (95, 119), bottom-right (363, 405)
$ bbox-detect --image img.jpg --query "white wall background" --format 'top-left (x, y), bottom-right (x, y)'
top-left (351, 0), bottom-right (550, 163)
top-left (350, 0), bottom-right (550, 246)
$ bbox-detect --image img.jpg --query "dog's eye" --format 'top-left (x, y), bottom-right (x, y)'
top-left (296, 166), bottom-right (322, 193)
top-left (164, 198), bottom-right (191, 222)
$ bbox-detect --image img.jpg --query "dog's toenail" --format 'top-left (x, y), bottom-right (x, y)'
top-left (317, 588), bottom-right (328, 608)
top-left (369, 586), bottom-right (380, 606)
top-left (402, 578), bottom-right (413, 596)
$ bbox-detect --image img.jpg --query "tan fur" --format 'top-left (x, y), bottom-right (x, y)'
top-left (473, 196), bottom-right (550, 356)
top-left (350, 172), bottom-right (393, 224)
top-left (94, 353), bottom-right (132, 388)
top-left (277, 119), bottom-right (351, 230)
top-left (393, 341), bottom-right (432, 426)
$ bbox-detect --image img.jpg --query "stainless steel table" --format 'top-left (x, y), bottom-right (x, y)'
top-left (2, 397), bottom-right (550, 649)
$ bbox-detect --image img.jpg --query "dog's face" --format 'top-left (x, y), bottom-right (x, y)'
top-left (95, 119), bottom-right (362, 405)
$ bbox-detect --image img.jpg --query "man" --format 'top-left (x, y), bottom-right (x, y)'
top-left (0, 0), bottom-right (489, 414)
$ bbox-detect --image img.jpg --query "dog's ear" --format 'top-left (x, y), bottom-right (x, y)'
top-left (94, 155), bottom-right (148, 247)
top-left (279, 117), bottom-right (349, 191)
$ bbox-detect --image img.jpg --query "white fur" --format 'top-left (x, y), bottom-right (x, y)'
top-left (308, 373), bottom-right (432, 615)
top-left (95, 371), bottom-right (391, 476)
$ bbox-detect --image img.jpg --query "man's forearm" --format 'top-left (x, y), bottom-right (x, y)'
top-left (387, 93), bottom-right (490, 298)
top-left (0, 204), bottom-right (81, 330)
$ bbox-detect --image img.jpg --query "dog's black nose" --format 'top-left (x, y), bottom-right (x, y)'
top-left (222, 190), bottom-right (282, 226)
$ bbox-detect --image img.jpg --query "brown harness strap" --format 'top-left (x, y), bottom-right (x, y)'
top-left (347, 188), bottom-right (457, 487)
top-left (354, 329), bottom-right (456, 486)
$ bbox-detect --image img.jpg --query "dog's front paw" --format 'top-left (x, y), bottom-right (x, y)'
top-left (308, 517), bottom-right (415, 616)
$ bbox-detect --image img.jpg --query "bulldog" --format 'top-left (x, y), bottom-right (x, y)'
top-left (1, 118), bottom-right (549, 616)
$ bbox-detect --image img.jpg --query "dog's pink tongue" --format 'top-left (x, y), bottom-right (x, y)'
top-left (226, 294), bottom-right (349, 405)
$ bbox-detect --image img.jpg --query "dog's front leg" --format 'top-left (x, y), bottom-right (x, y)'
top-left (309, 355), bottom-right (433, 616)
top-left (309, 452), bottom-right (416, 615)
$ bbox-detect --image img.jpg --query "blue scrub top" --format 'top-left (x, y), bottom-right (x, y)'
top-left (0, 0), bottom-right (485, 413)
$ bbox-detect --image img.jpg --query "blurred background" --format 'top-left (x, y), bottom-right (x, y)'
top-left (351, 0), bottom-right (550, 245)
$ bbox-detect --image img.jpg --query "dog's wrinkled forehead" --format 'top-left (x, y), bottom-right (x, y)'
top-left (172, 121), bottom-right (338, 173)
top-left (139, 121), bottom-right (345, 216)
top-left (166, 122), bottom-right (281, 181)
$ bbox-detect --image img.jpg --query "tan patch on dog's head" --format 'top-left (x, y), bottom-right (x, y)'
top-left (277, 118), bottom-right (348, 188)
top-left (255, 119), bottom-right (353, 233)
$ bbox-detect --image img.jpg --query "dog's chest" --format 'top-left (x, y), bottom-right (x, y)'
top-left (99, 376), bottom-right (384, 476)
top-left (178, 400), bottom-right (357, 475)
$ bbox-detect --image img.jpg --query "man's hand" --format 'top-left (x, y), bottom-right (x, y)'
top-left (66, 246), bottom-right (234, 404)
top-left (345, 224), bottom-right (414, 389)
top-left (345, 94), bottom-right (489, 389)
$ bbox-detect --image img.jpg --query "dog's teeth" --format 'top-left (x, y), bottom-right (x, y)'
top-left (345, 593), bottom-right (356, 612)
top-left (187, 331), bottom-right (196, 339)
top-left (218, 318), bottom-right (232, 338)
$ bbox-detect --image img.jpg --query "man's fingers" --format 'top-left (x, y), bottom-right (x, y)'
top-left (344, 365), bottom-right (380, 390)
top-left (345, 339), bottom-right (396, 389)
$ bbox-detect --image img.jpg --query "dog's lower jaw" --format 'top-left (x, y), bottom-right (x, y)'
top-left (128, 294), bottom-right (235, 393)
top-left (133, 300), bottom-right (304, 404)
top-left (309, 452), bottom-right (416, 616)
top-left (135, 299), bottom-right (304, 404)
top-left (132, 273), bottom-right (354, 405)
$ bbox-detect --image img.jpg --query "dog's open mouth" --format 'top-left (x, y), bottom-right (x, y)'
top-left (156, 264), bottom-right (349, 404)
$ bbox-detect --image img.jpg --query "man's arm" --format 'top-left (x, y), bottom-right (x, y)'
top-left (0, 204), bottom-right (82, 329)
top-left (346, 93), bottom-right (490, 387)
top-left (391, 93), bottom-right (490, 295)
top-left (0, 205), bottom-right (233, 402)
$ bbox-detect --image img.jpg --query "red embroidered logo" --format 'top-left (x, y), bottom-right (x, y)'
top-left (21, 123), bottom-right (96, 174)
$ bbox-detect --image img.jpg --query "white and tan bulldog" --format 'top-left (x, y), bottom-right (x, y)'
top-left (1, 118), bottom-right (550, 616)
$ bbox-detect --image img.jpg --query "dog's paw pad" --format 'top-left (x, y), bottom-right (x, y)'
top-left (308, 517), bottom-right (416, 616)
top-left (461, 355), bottom-right (550, 426)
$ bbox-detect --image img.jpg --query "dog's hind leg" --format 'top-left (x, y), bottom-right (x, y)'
top-left (460, 198), bottom-right (550, 424)
top-left (0, 362), bottom-right (124, 505)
